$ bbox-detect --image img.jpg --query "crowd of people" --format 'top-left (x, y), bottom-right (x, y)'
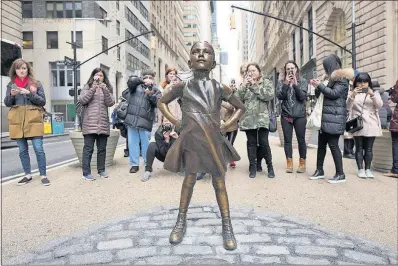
top-left (4, 54), bottom-right (398, 187)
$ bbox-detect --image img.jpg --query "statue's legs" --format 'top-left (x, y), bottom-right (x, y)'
top-left (212, 174), bottom-right (237, 250)
top-left (169, 172), bottom-right (197, 244)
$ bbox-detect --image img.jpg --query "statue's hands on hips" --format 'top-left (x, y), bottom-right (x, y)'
top-left (175, 120), bottom-right (182, 130)
top-left (220, 122), bottom-right (227, 134)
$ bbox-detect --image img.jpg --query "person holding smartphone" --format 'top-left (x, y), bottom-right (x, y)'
top-left (4, 59), bottom-right (49, 186)
top-left (79, 68), bottom-right (115, 181)
top-left (276, 60), bottom-right (308, 173)
top-left (347, 72), bottom-right (383, 179)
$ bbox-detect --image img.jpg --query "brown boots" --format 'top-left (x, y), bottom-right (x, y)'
top-left (286, 158), bottom-right (306, 173)
top-left (297, 158), bottom-right (306, 173)
top-left (286, 158), bottom-right (293, 173)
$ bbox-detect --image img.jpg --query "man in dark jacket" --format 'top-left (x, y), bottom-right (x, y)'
top-left (123, 70), bottom-right (161, 173)
top-left (141, 124), bottom-right (179, 181)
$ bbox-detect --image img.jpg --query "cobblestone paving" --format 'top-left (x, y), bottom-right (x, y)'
top-left (5, 204), bottom-right (397, 265)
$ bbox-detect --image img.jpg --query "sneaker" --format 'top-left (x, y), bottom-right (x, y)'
top-left (18, 176), bottom-right (32, 185)
top-left (130, 166), bottom-right (139, 173)
top-left (124, 149), bottom-right (129, 157)
top-left (229, 161), bottom-right (236, 168)
top-left (309, 169), bottom-right (325, 180)
top-left (99, 171), bottom-right (109, 178)
top-left (357, 169), bottom-right (367, 179)
top-left (365, 169), bottom-right (375, 179)
top-left (41, 177), bottom-right (51, 186)
top-left (141, 171), bottom-right (152, 182)
top-left (82, 174), bottom-right (95, 181)
top-left (328, 174), bottom-right (346, 183)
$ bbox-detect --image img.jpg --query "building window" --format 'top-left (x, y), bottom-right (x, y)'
top-left (183, 23), bottom-right (197, 28)
top-left (99, 7), bottom-right (108, 26)
top-left (183, 15), bottom-right (197, 20)
top-left (126, 53), bottom-right (140, 70)
top-left (292, 32), bottom-right (296, 62)
top-left (22, 1), bottom-right (33, 18)
top-left (139, 1), bottom-right (148, 19)
top-left (139, 22), bottom-right (149, 39)
top-left (117, 46), bottom-right (121, 61)
top-left (46, 1), bottom-right (82, 18)
top-left (50, 61), bottom-right (80, 87)
top-left (125, 6), bottom-right (139, 29)
top-left (116, 20), bottom-right (120, 35)
top-left (183, 32), bottom-right (196, 37)
top-left (102, 36), bottom-right (108, 54)
top-left (299, 21), bottom-right (303, 65)
top-left (22, 32), bottom-right (34, 49)
top-left (141, 61), bottom-right (149, 70)
top-left (308, 7), bottom-right (313, 58)
top-left (70, 31), bottom-right (83, 48)
top-left (116, 0), bottom-right (119, 10)
top-left (47, 31), bottom-right (58, 49)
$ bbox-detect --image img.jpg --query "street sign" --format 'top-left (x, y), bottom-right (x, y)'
top-left (64, 56), bottom-right (74, 65)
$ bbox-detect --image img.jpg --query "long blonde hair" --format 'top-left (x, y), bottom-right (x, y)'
top-left (8, 59), bottom-right (37, 85)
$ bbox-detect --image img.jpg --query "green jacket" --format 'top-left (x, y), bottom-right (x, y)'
top-left (237, 77), bottom-right (275, 130)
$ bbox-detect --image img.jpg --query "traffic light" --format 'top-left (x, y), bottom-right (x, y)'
top-left (230, 11), bottom-right (236, 30)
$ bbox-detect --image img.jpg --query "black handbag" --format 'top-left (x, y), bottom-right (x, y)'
top-left (116, 96), bottom-right (128, 120)
top-left (345, 95), bottom-right (367, 133)
top-left (268, 99), bottom-right (277, 133)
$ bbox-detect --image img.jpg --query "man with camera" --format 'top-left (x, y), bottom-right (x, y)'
top-left (120, 70), bottom-right (161, 173)
top-left (142, 123), bottom-right (179, 181)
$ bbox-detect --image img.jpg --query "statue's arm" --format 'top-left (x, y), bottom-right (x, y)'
top-left (221, 84), bottom-right (245, 132)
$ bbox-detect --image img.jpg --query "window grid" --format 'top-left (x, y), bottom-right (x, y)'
top-left (47, 31), bottom-right (58, 49)
top-left (22, 1), bottom-right (33, 18)
top-left (99, 7), bottom-right (108, 26)
top-left (70, 31), bottom-right (83, 48)
top-left (46, 1), bottom-right (82, 18)
top-left (102, 36), bottom-right (108, 54)
top-left (22, 31), bottom-right (34, 49)
top-left (116, 20), bottom-right (120, 36)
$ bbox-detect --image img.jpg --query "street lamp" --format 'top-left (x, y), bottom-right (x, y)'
top-left (68, 17), bottom-right (112, 131)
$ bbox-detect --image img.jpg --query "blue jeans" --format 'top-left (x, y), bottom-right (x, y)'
top-left (16, 137), bottom-right (46, 176)
top-left (127, 126), bottom-right (150, 167)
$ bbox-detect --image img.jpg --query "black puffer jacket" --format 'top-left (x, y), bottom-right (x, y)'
top-left (122, 77), bottom-right (161, 131)
top-left (276, 77), bottom-right (308, 119)
top-left (316, 55), bottom-right (354, 135)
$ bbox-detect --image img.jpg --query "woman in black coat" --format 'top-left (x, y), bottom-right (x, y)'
top-left (309, 54), bottom-right (355, 184)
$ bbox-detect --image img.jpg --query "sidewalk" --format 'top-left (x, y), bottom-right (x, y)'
top-left (2, 134), bottom-right (397, 264)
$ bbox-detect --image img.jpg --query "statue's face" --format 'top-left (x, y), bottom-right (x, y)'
top-left (188, 42), bottom-right (216, 71)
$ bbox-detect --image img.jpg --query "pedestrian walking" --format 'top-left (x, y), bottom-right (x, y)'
top-left (79, 68), bottom-right (115, 181)
top-left (384, 79), bottom-right (398, 178)
top-left (237, 63), bottom-right (275, 178)
top-left (4, 59), bottom-right (50, 186)
top-left (122, 70), bottom-right (161, 173)
top-left (347, 72), bottom-right (383, 179)
top-left (276, 60), bottom-right (308, 173)
top-left (309, 54), bottom-right (354, 183)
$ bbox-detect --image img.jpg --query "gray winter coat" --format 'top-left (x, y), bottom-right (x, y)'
top-left (78, 83), bottom-right (115, 136)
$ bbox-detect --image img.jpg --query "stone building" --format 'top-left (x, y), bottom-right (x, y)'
top-left (259, 1), bottom-right (398, 88)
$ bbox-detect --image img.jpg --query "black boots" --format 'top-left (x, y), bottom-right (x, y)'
top-left (343, 139), bottom-right (355, 159)
top-left (247, 144), bottom-right (257, 178)
top-left (261, 144), bottom-right (275, 178)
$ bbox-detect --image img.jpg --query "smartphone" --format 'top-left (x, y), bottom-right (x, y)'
top-left (361, 87), bottom-right (368, 93)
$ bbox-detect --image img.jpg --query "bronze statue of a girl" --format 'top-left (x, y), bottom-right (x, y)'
top-left (158, 41), bottom-right (245, 250)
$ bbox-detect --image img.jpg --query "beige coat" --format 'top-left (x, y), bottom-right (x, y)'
top-left (221, 101), bottom-right (238, 132)
top-left (158, 84), bottom-right (182, 125)
top-left (346, 91), bottom-right (383, 137)
top-left (79, 84), bottom-right (115, 136)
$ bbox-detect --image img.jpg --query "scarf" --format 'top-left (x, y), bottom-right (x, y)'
top-left (14, 76), bottom-right (29, 88)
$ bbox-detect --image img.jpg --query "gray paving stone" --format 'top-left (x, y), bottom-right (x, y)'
top-left (235, 233), bottom-right (271, 243)
top-left (255, 245), bottom-right (290, 255)
top-left (117, 247), bottom-right (158, 260)
top-left (195, 255), bottom-right (237, 264)
top-left (107, 230), bottom-right (139, 239)
top-left (173, 245), bottom-right (213, 255)
top-left (214, 225), bottom-right (249, 234)
top-left (129, 222), bottom-right (160, 229)
top-left (315, 238), bottom-right (355, 248)
top-left (282, 216), bottom-right (314, 226)
top-left (241, 255), bottom-right (281, 264)
top-left (137, 238), bottom-right (153, 246)
top-left (144, 229), bottom-right (171, 237)
top-left (232, 219), bottom-right (262, 227)
top-left (288, 228), bottom-right (324, 236)
top-left (152, 214), bottom-right (177, 221)
top-left (194, 235), bottom-right (223, 245)
top-left (202, 207), bottom-right (212, 212)
top-left (35, 252), bottom-right (53, 261)
top-left (159, 247), bottom-right (172, 255)
top-left (54, 243), bottom-right (93, 257)
top-left (251, 211), bottom-right (282, 219)
top-left (277, 236), bottom-right (312, 245)
top-left (229, 211), bottom-right (252, 218)
top-left (286, 256), bottom-right (331, 265)
top-left (295, 246), bottom-right (338, 257)
top-left (344, 250), bottom-right (386, 264)
top-left (69, 251), bottom-right (113, 264)
top-left (33, 259), bottom-right (67, 265)
top-left (252, 226), bottom-right (287, 235)
top-left (146, 256), bottom-right (183, 265)
top-left (187, 212), bottom-right (218, 220)
top-left (389, 255), bottom-right (398, 264)
top-left (185, 227), bottom-right (214, 235)
top-left (215, 244), bottom-right (251, 255)
top-left (97, 238), bottom-right (133, 250)
top-left (133, 216), bottom-right (151, 222)
top-left (269, 222), bottom-right (298, 228)
top-left (133, 259), bottom-right (147, 265)
top-left (105, 224), bottom-right (124, 232)
top-left (336, 261), bottom-right (365, 265)
top-left (195, 219), bottom-right (223, 226)
top-left (155, 238), bottom-right (172, 246)
top-left (111, 261), bottom-right (132, 265)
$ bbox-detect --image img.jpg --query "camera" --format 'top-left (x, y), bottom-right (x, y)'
top-left (161, 124), bottom-right (173, 133)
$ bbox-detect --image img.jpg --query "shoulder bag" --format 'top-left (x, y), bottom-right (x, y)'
top-left (346, 94), bottom-right (368, 133)
top-left (268, 99), bottom-right (277, 133)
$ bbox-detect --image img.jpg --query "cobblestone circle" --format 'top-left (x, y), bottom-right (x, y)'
top-left (5, 204), bottom-right (397, 265)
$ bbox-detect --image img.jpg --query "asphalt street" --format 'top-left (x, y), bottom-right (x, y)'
top-left (1, 134), bottom-right (126, 179)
